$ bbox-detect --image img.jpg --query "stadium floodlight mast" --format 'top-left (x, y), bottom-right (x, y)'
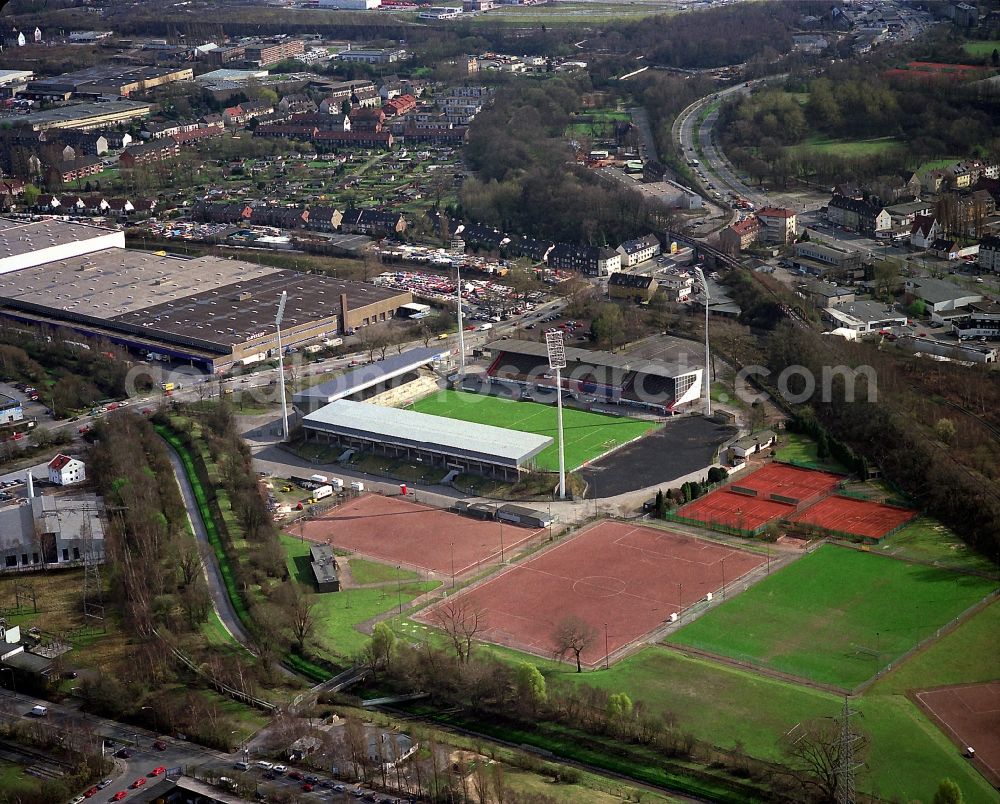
top-left (545, 330), bottom-right (568, 500)
top-left (454, 225), bottom-right (467, 375)
top-left (275, 290), bottom-right (290, 441)
top-left (693, 266), bottom-right (712, 417)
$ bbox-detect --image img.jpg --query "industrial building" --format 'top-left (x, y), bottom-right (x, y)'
top-left (21, 65), bottom-right (193, 99)
top-left (12, 100), bottom-right (153, 132)
top-left (0, 218), bottom-right (125, 275)
top-left (0, 492), bottom-right (106, 573)
top-left (0, 218), bottom-right (411, 373)
top-left (302, 399), bottom-right (553, 479)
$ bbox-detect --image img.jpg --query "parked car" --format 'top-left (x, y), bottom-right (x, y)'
top-left (130, 779), bottom-right (146, 789)
top-left (150, 767), bottom-right (166, 777)
top-left (84, 787), bottom-right (100, 798)
top-left (111, 793), bottom-right (127, 802)
top-left (152, 740), bottom-right (167, 751)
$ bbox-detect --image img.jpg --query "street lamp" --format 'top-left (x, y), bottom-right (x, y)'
top-left (450, 541), bottom-right (455, 589)
top-left (604, 623), bottom-right (609, 670)
top-left (275, 291), bottom-right (290, 441)
top-left (499, 519), bottom-right (505, 564)
top-left (721, 556), bottom-right (727, 599)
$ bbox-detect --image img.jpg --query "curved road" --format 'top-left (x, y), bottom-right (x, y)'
top-left (163, 442), bottom-right (258, 654)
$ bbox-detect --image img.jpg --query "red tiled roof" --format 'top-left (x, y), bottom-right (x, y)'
top-left (48, 453), bottom-right (74, 471)
top-left (756, 207), bottom-right (795, 218)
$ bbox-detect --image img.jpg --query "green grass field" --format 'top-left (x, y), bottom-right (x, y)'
top-left (282, 535), bottom-right (439, 657)
top-left (962, 39), bottom-right (1000, 58)
top-left (349, 558), bottom-right (420, 586)
top-left (0, 760), bottom-right (40, 796)
top-left (668, 545), bottom-right (995, 688)
top-left (789, 135), bottom-right (902, 158)
top-left (409, 390), bottom-right (659, 471)
top-left (772, 432), bottom-right (848, 473)
top-left (875, 517), bottom-right (998, 575)
top-left (567, 598), bottom-right (1000, 803)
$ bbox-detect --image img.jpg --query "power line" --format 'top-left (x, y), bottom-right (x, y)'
top-left (836, 697), bottom-right (862, 804)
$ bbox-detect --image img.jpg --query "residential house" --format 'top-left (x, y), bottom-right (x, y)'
top-left (306, 207), bottom-right (345, 232)
top-left (254, 123), bottom-right (319, 140)
top-left (886, 200), bottom-right (933, 229)
top-left (278, 94), bottom-right (317, 115)
top-left (249, 206), bottom-right (309, 229)
top-left (719, 217), bottom-right (761, 253)
top-left (379, 77), bottom-right (403, 100)
top-left (171, 126), bottom-right (223, 146)
top-left (609, 273), bottom-right (658, 303)
top-left (193, 201), bottom-right (252, 224)
top-left (826, 195), bottom-right (890, 236)
top-left (118, 139), bottom-right (180, 168)
top-left (615, 234), bottom-right (660, 267)
top-left (52, 129), bottom-right (108, 156)
top-left (95, 129), bottom-right (132, 150)
top-left (909, 215), bottom-right (940, 249)
top-left (755, 207), bottom-right (797, 244)
top-left (547, 244), bottom-right (621, 276)
top-left (979, 235), bottom-right (1000, 273)
top-left (341, 208), bottom-right (407, 236)
top-left (382, 94), bottom-right (416, 118)
top-left (52, 155), bottom-right (103, 184)
top-left (48, 454), bottom-right (85, 485)
top-left (657, 272), bottom-right (694, 302)
top-left (349, 107), bottom-right (386, 132)
top-left (314, 130), bottom-right (393, 149)
top-left (143, 120), bottom-right (182, 140)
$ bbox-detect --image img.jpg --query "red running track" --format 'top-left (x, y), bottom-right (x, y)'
top-left (296, 494), bottom-right (542, 576)
top-left (418, 521), bottom-right (765, 667)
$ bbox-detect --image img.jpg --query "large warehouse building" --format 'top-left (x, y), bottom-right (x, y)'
top-left (0, 217), bottom-right (411, 373)
top-left (302, 399), bottom-right (552, 479)
top-left (484, 339), bottom-right (702, 415)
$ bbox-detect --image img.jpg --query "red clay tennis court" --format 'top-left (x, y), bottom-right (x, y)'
top-left (914, 682), bottom-right (1000, 787)
top-left (417, 521), bottom-right (765, 666)
top-left (678, 490), bottom-right (793, 532)
top-left (734, 463), bottom-right (843, 499)
top-left (790, 495), bottom-right (916, 539)
top-left (296, 494), bottom-right (542, 576)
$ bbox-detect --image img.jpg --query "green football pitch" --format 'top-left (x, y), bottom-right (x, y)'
top-left (409, 390), bottom-right (659, 471)
top-left (668, 545), bottom-right (996, 689)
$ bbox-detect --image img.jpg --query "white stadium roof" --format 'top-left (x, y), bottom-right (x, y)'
top-left (302, 399), bottom-right (552, 468)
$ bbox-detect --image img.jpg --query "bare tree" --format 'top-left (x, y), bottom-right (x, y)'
top-left (287, 583), bottom-right (316, 652)
top-left (432, 600), bottom-right (485, 664)
top-left (781, 716), bottom-right (868, 803)
top-left (552, 614), bottom-right (597, 672)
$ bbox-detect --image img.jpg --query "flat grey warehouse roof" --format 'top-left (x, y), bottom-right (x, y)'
top-left (0, 249), bottom-right (408, 352)
top-left (0, 218), bottom-right (120, 259)
top-left (303, 399), bottom-right (552, 467)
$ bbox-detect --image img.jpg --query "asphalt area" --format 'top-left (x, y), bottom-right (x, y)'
top-left (579, 415), bottom-right (736, 498)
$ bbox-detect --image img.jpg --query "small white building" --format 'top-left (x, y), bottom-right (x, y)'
top-left (731, 430), bottom-right (776, 459)
top-left (48, 454), bottom-right (85, 485)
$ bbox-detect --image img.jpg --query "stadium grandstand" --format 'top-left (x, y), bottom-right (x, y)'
top-left (293, 346), bottom-right (450, 412)
top-left (484, 339), bottom-right (702, 415)
top-left (301, 399), bottom-right (552, 480)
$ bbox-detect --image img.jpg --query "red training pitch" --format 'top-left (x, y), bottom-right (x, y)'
top-left (914, 682), bottom-right (1000, 788)
top-left (678, 490), bottom-right (793, 531)
top-left (417, 521), bottom-right (765, 667)
top-left (296, 494), bottom-right (542, 576)
top-left (790, 495), bottom-right (915, 540)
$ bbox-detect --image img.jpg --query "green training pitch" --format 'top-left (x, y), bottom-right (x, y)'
top-left (667, 545), bottom-right (996, 689)
top-left (409, 390), bottom-right (659, 472)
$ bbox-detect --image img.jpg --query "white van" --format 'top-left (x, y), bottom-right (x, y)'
top-left (350, 481), bottom-right (364, 493)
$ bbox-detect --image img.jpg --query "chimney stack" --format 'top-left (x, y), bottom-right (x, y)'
top-left (25, 471), bottom-right (34, 499)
